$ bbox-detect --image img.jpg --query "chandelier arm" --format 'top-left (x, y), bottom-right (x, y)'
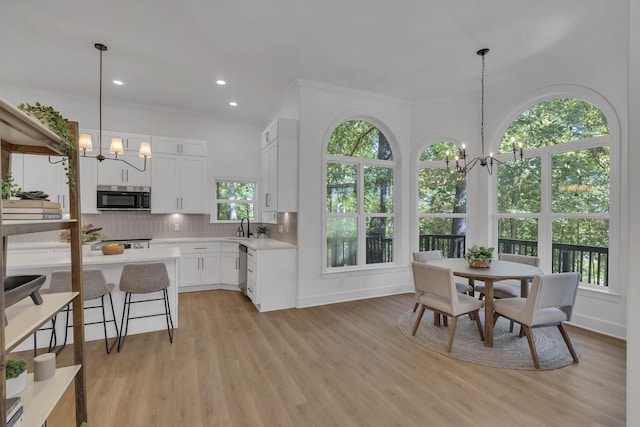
top-left (48, 156), bottom-right (65, 165)
top-left (102, 156), bottom-right (148, 172)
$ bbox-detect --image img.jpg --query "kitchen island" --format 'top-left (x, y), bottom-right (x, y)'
top-left (6, 247), bottom-right (180, 352)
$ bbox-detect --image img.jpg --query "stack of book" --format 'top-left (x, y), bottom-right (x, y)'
top-left (6, 397), bottom-right (23, 427)
top-left (2, 199), bottom-right (62, 220)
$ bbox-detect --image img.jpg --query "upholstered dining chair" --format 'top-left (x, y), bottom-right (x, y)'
top-left (475, 253), bottom-right (540, 332)
top-left (492, 272), bottom-right (580, 369)
top-left (118, 263), bottom-right (174, 351)
top-left (412, 251), bottom-right (474, 313)
top-left (411, 262), bottom-right (484, 352)
top-left (38, 269), bottom-right (119, 354)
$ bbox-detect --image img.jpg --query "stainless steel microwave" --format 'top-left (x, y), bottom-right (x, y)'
top-left (97, 185), bottom-right (150, 211)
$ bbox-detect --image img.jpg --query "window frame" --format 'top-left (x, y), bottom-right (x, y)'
top-left (322, 120), bottom-right (398, 273)
top-left (209, 177), bottom-right (257, 223)
top-left (492, 91), bottom-right (619, 293)
top-left (415, 139), bottom-right (468, 257)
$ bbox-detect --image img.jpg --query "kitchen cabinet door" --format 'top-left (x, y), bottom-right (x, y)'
top-left (150, 154), bottom-right (178, 213)
top-left (259, 118), bottom-right (298, 216)
top-left (180, 253), bottom-right (202, 288)
top-left (200, 252), bottom-right (222, 284)
top-left (151, 154), bottom-right (205, 213)
top-left (221, 252), bottom-right (239, 285)
top-left (152, 137), bottom-right (207, 157)
top-left (178, 156), bottom-right (206, 213)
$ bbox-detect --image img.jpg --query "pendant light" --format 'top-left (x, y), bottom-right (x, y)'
top-left (79, 43), bottom-right (151, 171)
top-left (445, 48), bottom-right (522, 176)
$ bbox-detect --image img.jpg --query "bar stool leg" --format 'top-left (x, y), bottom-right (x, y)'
top-left (163, 288), bottom-right (174, 343)
top-left (101, 294), bottom-right (120, 354)
top-left (118, 292), bottom-right (132, 352)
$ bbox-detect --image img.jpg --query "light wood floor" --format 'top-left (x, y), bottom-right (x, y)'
top-left (33, 290), bottom-right (625, 426)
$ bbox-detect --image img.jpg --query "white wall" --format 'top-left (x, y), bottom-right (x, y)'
top-left (627, 0), bottom-right (639, 424)
top-left (292, 83), bottom-right (413, 307)
top-left (0, 85), bottom-right (262, 181)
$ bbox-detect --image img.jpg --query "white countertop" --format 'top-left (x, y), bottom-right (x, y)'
top-left (152, 237), bottom-right (297, 250)
top-left (7, 247), bottom-right (181, 270)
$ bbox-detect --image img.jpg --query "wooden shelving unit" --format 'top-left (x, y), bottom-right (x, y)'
top-left (0, 97), bottom-right (87, 426)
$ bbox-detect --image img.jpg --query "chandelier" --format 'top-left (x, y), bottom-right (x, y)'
top-left (445, 48), bottom-right (522, 176)
top-left (77, 43), bottom-right (151, 172)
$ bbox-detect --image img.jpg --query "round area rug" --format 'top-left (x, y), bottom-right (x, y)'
top-left (397, 310), bottom-right (580, 370)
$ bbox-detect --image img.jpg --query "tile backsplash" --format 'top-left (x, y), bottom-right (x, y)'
top-left (8, 212), bottom-right (297, 245)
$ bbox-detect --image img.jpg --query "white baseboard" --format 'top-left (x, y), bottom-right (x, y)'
top-left (178, 284), bottom-right (241, 293)
top-left (296, 283), bottom-right (412, 308)
top-left (570, 313), bottom-right (626, 340)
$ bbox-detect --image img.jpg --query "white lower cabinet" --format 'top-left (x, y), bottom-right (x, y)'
top-left (220, 243), bottom-right (240, 285)
top-left (179, 243), bottom-right (221, 289)
top-left (246, 247), bottom-right (297, 312)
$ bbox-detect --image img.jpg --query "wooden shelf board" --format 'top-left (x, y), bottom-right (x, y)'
top-left (5, 292), bottom-right (79, 352)
top-left (1, 219), bottom-right (77, 237)
top-left (17, 365), bottom-right (81, 427)
top-left (0, 96), bottom-right (64, 155)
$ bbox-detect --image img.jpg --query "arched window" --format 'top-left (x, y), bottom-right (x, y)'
top-left (496, 98), bottom-right (610, 286)
top-left (324, 119), bottom-right (396, 269)
top-left (417, 141), bottom-right (467, 257)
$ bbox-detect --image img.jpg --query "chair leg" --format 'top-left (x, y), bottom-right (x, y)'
top-left (479, 293), bottom-right (484, 301)
top-left (492, 311), bottom-right (500, 330)
top-left (50, 305), bottom-right (71, 355)
top-left (509, 320), bottom-right (514, 333)
top-left (473, 310), bottom-right (484, 341)
top-left (101, 294), bottom-right (119, 354)
top-left (446, 316), bottom-right (458, 352)
top-left (118, 292), bottom-right (132, 352)
top-left (443, 316), bottom-right (448, 327)
top-left (523, 325), bottom-right (540, 369)
top-left (557, 324), bottom-right (579, 364)
top-left (412, 305), bottom-right (426, 336)
top-left (163, 288), bottom-right (174, 343)
top-left (412, 302), bottom-right (419, 312)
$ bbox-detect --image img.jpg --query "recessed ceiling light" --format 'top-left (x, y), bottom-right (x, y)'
top-left (216, 80), bottom-right (226, 86)
top-left (229, 101), bottom-right (238, 107)
top-left (113, 80), bottom-right (124, 86)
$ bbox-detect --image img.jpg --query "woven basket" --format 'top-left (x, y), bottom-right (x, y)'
top-left (469, 258), bottom-right (491, 268)
top-left (101, 244), bottom-right (125, 255)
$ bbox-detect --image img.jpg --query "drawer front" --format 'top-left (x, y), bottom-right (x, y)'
top-left (180, 242), bottom-right (221, 253)
top-left (221, 242), bottom-right (240, 252)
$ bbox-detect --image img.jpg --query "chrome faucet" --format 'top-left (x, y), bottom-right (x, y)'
top-left (240, 217), bottom-right (251, 238)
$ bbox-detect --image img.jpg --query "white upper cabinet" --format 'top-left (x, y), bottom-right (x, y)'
top-left (150, 136), bottom-right (207, 214)
top-left (152, 137), bottom-right (207, 157)
top-left (260, 118), bottom-right (298, 217)
top-left (96, 131), bottom-right (151, 187)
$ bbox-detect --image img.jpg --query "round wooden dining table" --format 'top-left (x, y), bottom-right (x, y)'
top-left (426, 258), bottom-right (543, 347)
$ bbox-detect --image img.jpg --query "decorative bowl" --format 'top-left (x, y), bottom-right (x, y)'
top-left (4, 274), bottom-right (46, 325)
top-left (102, 244), bottom-right (125, 255)
top-left (468, 258), bottom-right (491, 268)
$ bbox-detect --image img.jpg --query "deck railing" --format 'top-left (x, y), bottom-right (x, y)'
top-left (327, 234), bottom-right (608, 285)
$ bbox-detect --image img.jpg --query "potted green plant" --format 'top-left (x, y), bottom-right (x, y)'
top-left (1, 171), bottom-right (22, 199)
top-left (6, 359), bottom-right (28, 397)
top-left (465, 245), bottom-right (494, 268)
top-left (17, 102), bottom-right (78, 197)
top-left (256, 226), bottom-right (270, 238)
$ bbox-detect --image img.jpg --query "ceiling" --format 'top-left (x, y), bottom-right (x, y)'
top-left (0, 0), bottom-right (627, 125)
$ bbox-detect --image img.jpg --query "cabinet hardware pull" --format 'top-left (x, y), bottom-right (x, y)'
top-left (201, 257), bottom-right (204, 269)
top-left (177, 198), bottom-right (179, 209)
top-left (248, 268), bottom-right (253, 273)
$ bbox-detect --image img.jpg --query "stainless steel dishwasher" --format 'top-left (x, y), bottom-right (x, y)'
top-left (239, 244), bottom-right (248, 295)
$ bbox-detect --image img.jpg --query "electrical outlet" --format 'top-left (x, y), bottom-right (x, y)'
top-left (174, 223), bottom-right (180, 232)
top-left (279, 225), bottom-right (284, 233)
